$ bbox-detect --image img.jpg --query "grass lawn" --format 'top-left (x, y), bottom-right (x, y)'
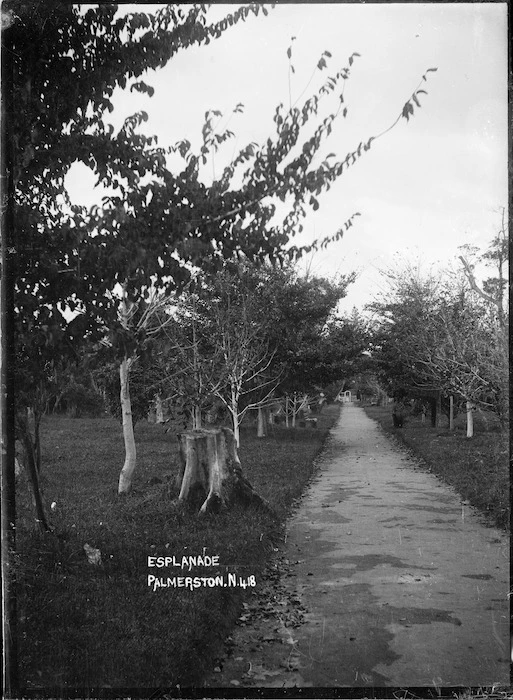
top-left (16, 404), bottom-right (340, 690)
top-left (364, 405), bottom-right (509, 531)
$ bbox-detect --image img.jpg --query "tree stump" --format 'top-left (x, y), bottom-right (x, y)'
top-left (176, 427), bottom-right (271, 515)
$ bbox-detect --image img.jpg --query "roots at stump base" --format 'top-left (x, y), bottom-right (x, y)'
top-left (176, 427), bottom-right (272, 515)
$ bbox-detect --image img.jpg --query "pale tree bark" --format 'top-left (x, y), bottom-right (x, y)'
top-left (155, 394), bottom-right (165, 423)
top-left (118, 356), bottom-right (137, 494)
top-left (285, 393), bottom-right (309, 428)
top-left (111, 287), bottom-right (174, 494)
top-left (230, 390), bottom-right (241, 447)
top-left (466, 401), bottom-right (474, 438)
top-left (257, 406), bottom-right (267, 437)
top-left (449, 395), bottom-right (454, 431)
top-left (177, 427), bottom-right (271, 515)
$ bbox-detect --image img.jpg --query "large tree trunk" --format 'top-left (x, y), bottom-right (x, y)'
top-left (118, 357), bottom-right (137, 494)
top-left (176, 427), bottom-right (271, 515)
top-left (257, 406), bottom-right (267, 438)
top-left (466, 401), bottom-right (474, 438)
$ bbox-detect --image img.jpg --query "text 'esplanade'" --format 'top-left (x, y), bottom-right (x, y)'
top-left (147, 555), bottom-right (220, 571)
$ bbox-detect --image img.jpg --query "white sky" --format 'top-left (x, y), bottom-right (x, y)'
top-left (66, 2), bottom-right (508, 314)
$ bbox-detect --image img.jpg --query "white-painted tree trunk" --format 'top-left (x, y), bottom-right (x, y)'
top-left (223, 389), bottom-right (241, 447)
top-left (118, 357), bottom-right (137, 494)
top-left (466, 401), bottom-right (474, 438)
top-left (232, 412), bottom-right (240, 448)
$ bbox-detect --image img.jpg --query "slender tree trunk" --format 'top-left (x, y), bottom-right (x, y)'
top-left (232, 408), bottom-right (240, 448)
top-left (285, 396), bottom-right (290, 428)
top-left (26, 407), bottom-right (42, 472)
top-left (466, 401), bottom-right (474, 438)
top-left (292, 395), bottom-right (297, 428)
top-left (118, 356), bottom-right (137, 494)
top-left (17, 413), bottom-right (50, 532)
top-left (192, 405), bottom-right (202, 430)
top-left (257, 406), bottom-right (267, 438)
top-left (155, 394), bottom-right (164, 423)
top-left (449, 395), bottom-right (454, 430)
top-left (53, 391), bottom-right (65, 414)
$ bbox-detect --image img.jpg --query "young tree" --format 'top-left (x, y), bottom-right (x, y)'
top-left (368, 263), bottom-right (443, 392)
top-left (161, 265), bottom-right (283, 445)
top-left (156, 291), bottom-right (229, 431)
top-left (97, 289), bottom-right (172, 494)
top-left (209, 274), bottom-right (279, 447)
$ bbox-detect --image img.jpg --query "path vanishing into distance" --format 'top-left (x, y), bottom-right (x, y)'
top-left (208, 403), bottom-right (509, 689)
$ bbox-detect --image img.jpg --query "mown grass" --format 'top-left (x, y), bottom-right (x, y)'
top-left (364, 405), bottom-right (509, 530)
top-left (16, 404), bottom-right (340, 690)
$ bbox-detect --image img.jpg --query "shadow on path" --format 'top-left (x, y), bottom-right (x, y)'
top-left (207, 404), bottom-right (509, 689)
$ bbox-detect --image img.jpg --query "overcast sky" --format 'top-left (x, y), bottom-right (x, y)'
top-left (66, 2), bottom-right (508, 314)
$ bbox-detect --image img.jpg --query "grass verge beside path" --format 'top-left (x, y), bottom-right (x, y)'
top-left (364, 405), bottom-right (508, 531)
top-left (16, 404), bottom-right (340, 689)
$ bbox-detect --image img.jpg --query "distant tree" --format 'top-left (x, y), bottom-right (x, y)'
top-left (267, 272), bottom-right (355, 392)
top-left (367, 262), bottom-right (443, 398)
top-left (368, 237), bottom-right (508, 436)
top-left (415, 294), bottom-right (507, 436)
top-left (314, 312), bottom-right (371, 386)
top-left (458, 207), bottom-right (507, 330)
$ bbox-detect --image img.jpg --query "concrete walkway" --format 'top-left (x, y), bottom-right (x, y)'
top-left (209, 404), bottom-right (509, 689)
